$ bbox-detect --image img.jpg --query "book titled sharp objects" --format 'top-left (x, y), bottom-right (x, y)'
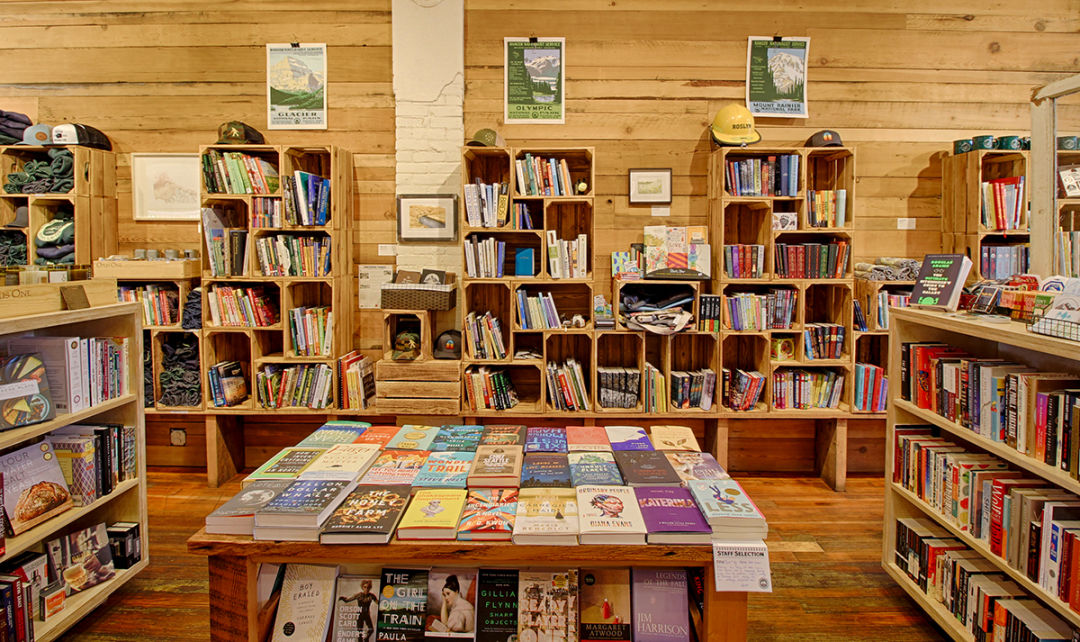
top-left (378, 568), bottom-right (429, 642)
top-left (271, 564), bottom-right (340, 642)
top-left (565, 425), bottom-right (612, 452)
top-left (631, 568), bottom-right (690, 642)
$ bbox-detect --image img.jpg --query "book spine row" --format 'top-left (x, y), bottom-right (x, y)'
top-left (876, 291), bottom-right (912, 330)
top-left (206, 228), bottom-right (248, 277)
top-left (117, 284), bottom-right (179, 327)
top-left (464, 367), bottom-right (519, 411)
top-left (513, 202), bottom-right (536, 230)
top-left (255, 233), bottom-right (332, 277)
top-left (289, 306), bottom-right (332, 357)
top-left (980, 245), bottom-right (1029, 280)
top-left (47, 423), bottom-right (137, 507)
top-left (803, 323), bottom-right (846, 360)
top-left (853, 363), bottom-right (887, 412)
top-left (643, 362), bottom-right (666, 413)
top-left (670, 369), bottom-right (715, 411)
top-left (515, 290), bottom-right (561, 330)
top-left (284, 173), bottom-right (331, 226)
top-left (206, 285), bottom-right (278, 327)
top-left (981, 176), bottom-right (1026, 231)
top-left (464, 311), bottom-right (507, 361)
top-left (723, 244), bottom-right (765, 279)
top-left (516, 155), bottom-right (574, 197)
top-left (202, 150), bottom-right (277, 195)
top-left (697, 294), bottom-right (722, 332)
top-left (463, 181), bottom-right (509, 228)
top-left (546, 359), bottom-right (590, 412)
top-left (464, 237), bottom-right (506, 279)
top-left (723, 289), bottom-right (796, 331)
top-left (336, 351), bottom-right (375, 410)
top-left (251, 197), bottom-right (282, 228)
top-left (722, 368), bottom-right (766, 412)
top-left (255, 363), bottom-right (334, 409)
top-left (807, 189), bottom-right (848, 228)
top-left (771, 369), bottom-right (844, 410)
top-left (853, 299), bottom-right (868, 331)
top-left (773, 242), bottom-right (850, 279)
top-left (545, 231), bottom-right (588, 280)
top-left (597, 366), bottom-right (640, 409)
top-left (725, 154), bottom-right (800, 197)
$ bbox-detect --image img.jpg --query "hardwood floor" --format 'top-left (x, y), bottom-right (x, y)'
top-left (66, 470), bottom-right (945, 641)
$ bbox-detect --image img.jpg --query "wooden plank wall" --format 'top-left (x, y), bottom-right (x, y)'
top-left (2, 1), bottom-right (1079, 472)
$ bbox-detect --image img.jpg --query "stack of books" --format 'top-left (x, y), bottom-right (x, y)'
top-left (981, 176), bottom-right (1026, 230)
top-left (117, 283), bottom-right (180, 326)
top-left (463, 367), bottom-right (519, 411)
top-left (687, 478), bottom-right (767, 541)
top-left (803, 323), bottom-right (845, 360)
top-left (546, 231), bottom-right (588, 279)
top-left (807, 189), bottom-right (848, 227)
top-left (546, 359), bottom-right (591, 411)
top-left (670, 369), bottom-right (715, 411)
top-left (724, 154), bottom-right (800, 197)
top-left (875, 290), bottom-right (911, 330)
top-left (254, 233), bottom-right (332, 277)
top-left (202, 150), bottom-right (278, 194)
top-left (205, 284), bottom-right (279, 327)
top-left (515, 154), bottom-right (574, 196)
top-left (854, 363), bottom-right (887, 412)
top-left (515, 290), bottom-right (561, 329)
top-left (464, 236), bottom-right (506, 278)
top-left (698, 294), bottom-right (722, 332)
top-left (723, 289), bottom-right (796, 331)
top-left (463, 180), bottom-right (509, 228)
top-left (464, 311), bottom-right (508, 360)
top-left (596, 366), bottom-right (641, 409)
top-left (773, 242), bottom-right (850, 278)
top-left (723, 244), bottom-right (765, 278)
top-left (283, 171), bottom-right (331, 225)
top-left (207, 360), bottom-right (249, 407)
top-left (771, 369), bottom-right (845, 410)
top-left (250, 196), bottom-right (282, 228)
top-left (288, 306), bottom-right (333, 357)
top-left (255, 363), bottom-right (335, 409)
top-left (981, 245), bottom-right (1029, 280)
top-left (336, 351), bottom-right (375, 410)
top-left (722, 368), bottom-right (766, 411)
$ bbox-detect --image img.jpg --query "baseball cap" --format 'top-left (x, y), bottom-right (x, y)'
top-left (434, 330), bottom-right (462, 359)
top-left (465, 128), bottom-right (506, 147)
top-left (50, 123), bottom-right (112, 150)
top-left (805, 130), bottom-right (843, 147)
top-left (216, 121), bottom-right (266, 145)
top-left (17, 124), bottom-right (52, 146)
top-left (391, 331), bottom-right (421, 361)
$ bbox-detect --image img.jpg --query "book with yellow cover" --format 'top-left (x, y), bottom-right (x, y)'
top-left (648, 425), bottom-right (701, 452)
top-left (397, 488), bottom-right (468, 540)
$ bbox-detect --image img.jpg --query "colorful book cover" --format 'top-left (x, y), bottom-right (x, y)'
top-left (524, 427), bottom-right (569, 453)
top-left (475, 569), bottom-right (518, 642)
top-left (425, 568), bottom-right (478, 639)
top-left (517, 569), bottom-right (578, 642)
top-left (354, 425), bottom-right (407, 448)
top-left (456, 489), bottom-right (517, 541)
top-left (604, 426), bottom-right (653, 451)
top-left (246, 447), bottom-right (327, 482)
top-left (378, 568), bottom-right (429, 642)
top-left (1, 441), bottom-right (73, 535)
top-left (320, 485), bottom-right (411, 540)
top-left (613, 451), bottom-right (681, 486)
top-left (0, 352), bottom-right (54, 430)
top-left (687, 479), bottom-right (767, 526)
top-left (359, 449), bottom-right (431, 486)
top-left (257, 479), bottom-right (355, 520)
top-left (46, 434), bottom-right (97, 507)
top-left (398, 489), bottom-right (468, 534)
top-left (580, 568), bottom-right (632, 642)
top-left (297, 421), bottom-right (372, 447)
top-left (334, 574), bottom-right (381, 642)
top-left (635, 487), bottom-right (711, 537)
top-left (479, 425), bottom-right (526, 446)
top-left (468, 446), bottom-right (524, 486)
top-left (300, 443), bottom-right (381, 481)
top-left (520, 453), bottom-right (572, 488)
top-left (430, 425), bottom-right (484, 453)
top-left (565, 426), bottom-right (612, 452)
top-left (513, 488), bottom-right (579, 540)
top-left (44, 522), bottom-right (115, 594)
top-left (630, 568), bottom-right (690, 642)
top-left (576, 486), bottom-right (647, 541)
top-left (568, 452), bottom-right (623, 486)
top-left (414, 452), bottom-right (475, 488)
top-left (648, 425), bottom-right (701, 452)
top-left (271, 564), bottom-right (339, 642)
top-left (388, 425), bottom-right (441, 451)
top-left (664, 452), bottom-right (729, 483)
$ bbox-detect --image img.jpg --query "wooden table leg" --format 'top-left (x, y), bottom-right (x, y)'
top-left (703, 563), bottom-right (749, 641)
top-left (207, 555), bottom-right (252, 641)
top-left (815, 417), bottom-right (847, 492)
top-left (206, 414), bottom-right (244, 488)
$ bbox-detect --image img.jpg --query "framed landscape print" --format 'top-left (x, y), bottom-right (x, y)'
top-left (628, 168), bottom-right (672, 204)
top-left (131, 153), bottom-right (201, 221)
top-left (397, 194), bottom-right (458, 242)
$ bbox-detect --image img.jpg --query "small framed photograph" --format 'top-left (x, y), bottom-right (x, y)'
top-left (397, 194), bottom-right (458, 242)
top-left (628, 168), bottom-right (672, 204)
top-left (131, 153), bottom-right (202, 221)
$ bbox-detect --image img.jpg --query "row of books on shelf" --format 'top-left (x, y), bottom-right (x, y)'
top-left (249, 196), bottom-right (280, 228)
top-left (1, 337), bottom-right (130, 419)
top-left (1056, 229), bottom-right (1080, 279)
top-left (724, 154), bottom-right (800, 197)
top-left (597, 366), bottom-right (640, 410)
top-left (205, 284), bottom-right (278, 327)
top-left (511, 202), bottom-right (536, 230)
top-left (464, 367), bottom-right (519, 411)
top-left (981, 245), bottom-right (1029, 280)
top-left (893, 517), bottom-right (1074, 642)
top-left (774, 241), bottom-right (851, 279)
top-left (253, 233), bottom-right (332, 277)
top-left (698, 294), bottom-right (722, 332)
top-left (463, 311), bottom-right (508, 360)
top-left (722, 368), bottom-right (766, 412)
top-left (283, 172), bottom-right (331, 226)
top-left (204, 226), bottom-right (248, 278)
top-left (336, 350), bottom-right (375, 411)
top-left (723, 244), bottom-right (766, 279)
top-left (515, 290), bottom-right (561, 330)
top-left (803, 323), bottom-right (846, 360)
top-left (671, 369), bottom-right (716, 411)
top-left (771, 369), bottom-right (845, 410)
top-left (463, 181), bottom-right (509, 228)
top-left (288, 306), bottom-right (333, 357)
top-left (516, 154), bottom-right (575, 197)
top-left (465, 237), bottom-right (536, 279)
top-left (722, 289), bottom-right (797, 331)
top-left (644, 363), bottom-right (666, 413)
top-left (894, 424), bottom-right (1080, 620)
top-left (264, 563), bottom-right (705, 642)
top-left (862, 290), bottom-right (912, 331)
top-left (201, 149), bottom-right (279, 195)
top-left (206, 360), bottom-right (248, 407)
top-left (546, 231), bottom-right (588, 280)
top-left (255, 363), bottom-right (335, 410)
top-left (807, 189), bottom-right (848, 228)
top-left (0, 521), bottom-right (141, 633)
top-left (899, 342), bottom-right (1080, 475)
top-left (854, 363), bottom-right (887, 413)
top-left (981, 176), bottom-right (1027, 231)
top-left (546, 359), bottom-right (591, 412)
top-left (117, 284), bottom-right (179, 327)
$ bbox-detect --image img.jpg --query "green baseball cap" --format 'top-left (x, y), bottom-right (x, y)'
top-left (466, 128), bottom-right (506, 147)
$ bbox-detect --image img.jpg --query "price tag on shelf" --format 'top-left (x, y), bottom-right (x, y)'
top-left (712, 540), bottom-right (772, 592)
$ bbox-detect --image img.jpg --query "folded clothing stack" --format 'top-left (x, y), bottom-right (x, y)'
top-left (34, 213), bottom-right (75, 265)
top-left (158, 333), bottom-right (202, 407)
top-left (181, 287), bottom-right (203, 329)
top-left (0, 110), bottom-right (32, 145)
top-left (854, 257), bottom-right (921, 281)
top-left (0, 230), bottom-right (27, 266)
top-left (4, 148), bottom-right (75, 194)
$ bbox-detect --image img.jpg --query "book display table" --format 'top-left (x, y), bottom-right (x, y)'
top-left (186, 530), bottom-right (748, 641)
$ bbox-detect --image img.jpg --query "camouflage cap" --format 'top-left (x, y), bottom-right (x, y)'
top-left (216, 121), bottom-right (266, 145)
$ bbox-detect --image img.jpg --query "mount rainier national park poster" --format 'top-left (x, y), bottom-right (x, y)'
top-left (746, 36), bottom-right (809, 118)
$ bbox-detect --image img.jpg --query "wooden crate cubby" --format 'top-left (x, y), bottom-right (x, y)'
top-left (204, 330), bottom-right (254, 412)
top-left (544, 331), bottom-right (594, 413)
top-left (544, 198), bottom-right (593, 279)
top-left (461, 362), bottom-right (542, 415)
top-left (513, 281), bottom-right (593, 331)
top-left (614, 279), bottom-right (699, 332)
top-left (594, 331), bottom-right (644, 413)
top-left (720, 333), bottom-right (769, 414)
top-left (153, 329), bottom-right (205, 412)
top-left (667, 332), bottom-right (719, 414)
top-left (462, 281), bottom-right (513, 363)
top-left (382, 309), bottom-right (433, 362)
top-left (464, 230), bottom-right (544, 279)
top-left (512, 147), bottom-right (594, 199)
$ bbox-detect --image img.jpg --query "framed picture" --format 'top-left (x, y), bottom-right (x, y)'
top-left (628, 168), bottom-right (672, 204)
top-left (131, 153), bottom-right (201, 221)
top-left (397, 194), bottom-right (458, 242)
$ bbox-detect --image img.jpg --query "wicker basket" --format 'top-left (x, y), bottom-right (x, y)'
top-left (380, 283), bottom-right (456, 310)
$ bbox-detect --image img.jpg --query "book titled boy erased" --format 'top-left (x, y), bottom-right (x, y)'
top-left (378, 568), bottom-right (429, 642)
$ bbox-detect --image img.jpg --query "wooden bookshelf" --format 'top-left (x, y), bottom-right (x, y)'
top-left (883, 307), bottom-right (1080, 638)
top-left (852, 278), bottom-right (913, 416)
top-left (1054, 149), bottom-right (1080, 277)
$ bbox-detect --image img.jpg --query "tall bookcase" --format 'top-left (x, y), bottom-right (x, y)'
top-left (883, 307), bottom-right (1080, 639)
top-left (942, 149), bottom-right (1030, 281)
top-left (199, 144), bottom-right (354, 413)
top-left (0, 301), bottom-right (148, 641)
top-left (0, 145), bottom-right (117, 266)
top-left (852, 277), bottom-right (914, 417)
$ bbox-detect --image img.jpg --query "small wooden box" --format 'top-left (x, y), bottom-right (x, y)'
top-left (0, 279), bottom-right (118, 319)
top-left (375, 359), bottom-right (461, 415)
top-left (94, 258), bottom-right (201, 280)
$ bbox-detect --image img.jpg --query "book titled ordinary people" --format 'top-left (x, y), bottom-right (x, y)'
top-left (576, 485), bottom-right (647, 545)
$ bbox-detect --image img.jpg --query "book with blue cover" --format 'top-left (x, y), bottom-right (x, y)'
top-left (386, 424), bottom-right (440, 451)
top-left (429, 424), bottom-right (484, 452)
top-left (296, 421), bottom-right (371, 447)
top-left (413, 451), bottom-right (474, 488)
top-left (524, 426), bottom-right (568, 453)
top-left (254, 478), bottom-right (357, 527)
top-left (568, 451), bottom-right (623, 486)
top-left (520, 453), bottom-right (572, 489)
top-left (604, 426), bottom-right (654, 451)
top-left (515, 248), bottom-right (535, 276)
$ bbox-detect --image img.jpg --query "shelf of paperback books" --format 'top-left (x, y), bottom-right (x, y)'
top-left (1054, 151), bottom-right (1080, 277)
top-left (594, 331), bottom-right (645, 413)
top-left (883, 307), bottom-right (1080, 638)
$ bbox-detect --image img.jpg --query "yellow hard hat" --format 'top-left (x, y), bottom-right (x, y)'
top-left (710, 103), bottom-right (761, 146)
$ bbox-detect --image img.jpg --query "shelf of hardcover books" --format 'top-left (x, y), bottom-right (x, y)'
top-left (975, 238), bottom-right (1031, 281)
top-left (803, 147), bottom-right (854, 232)
top-left (205, 331), bottom-right (254, 412)
top-left (462, 364), bottom-right (542, 415)
top-left (720, 283), bottom-right (798, 335)
top-left (545, 332), bottom-right (593, 413)
top-left (512, 148), bottom-right (594, 200)
top-left (720, 200), bottom-right (771, 282)
top-left (251, 230), bottom-right (334, 279)
top-left (668, 332), bottom-right (718, 413)
top-left (203, 145), bottom-right (280, 196)
top-left (513, 282), bottom-right (592, 332)
top-left (282, 281), bottom-right (335, 359)
top-left (800, 283), bottom-right (853, 366)
top-left (594, 332), bottom-right (644, 413)
top-left (719, 148), bottom-right (804, 202)
top-left (852, 333), bottom-right (887, 415)
top-left (203, 281), bottom-right (281, 330)
top-left (253, 359), bottom-right (336, 411)
top-left (543, 199), bottom-right (592, 280)
top-left (614, 280), bottom-right (698, 332)
top-left (768, 366), bottom-right (849, 415)
top-left (153, 331), bottom-right (204, 411)
top-left (642, 334), bottom-right (668, 414)
top-left (461, 146), bottom-right (514, 232)
top-left (464, 231), bottom-right (543, 280)
top-left (854, 279), bottom-right (913, 334)
top-left (463, 282), bottom-right (512, 363)
top-left (771, 231), bottom-right (853, 280)
top-left (720, 334), bottom-right (768, 414)
top-left (116, 280), bottom-right (185, 330)
top-left (201, 199), bottom-right (249, 277)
